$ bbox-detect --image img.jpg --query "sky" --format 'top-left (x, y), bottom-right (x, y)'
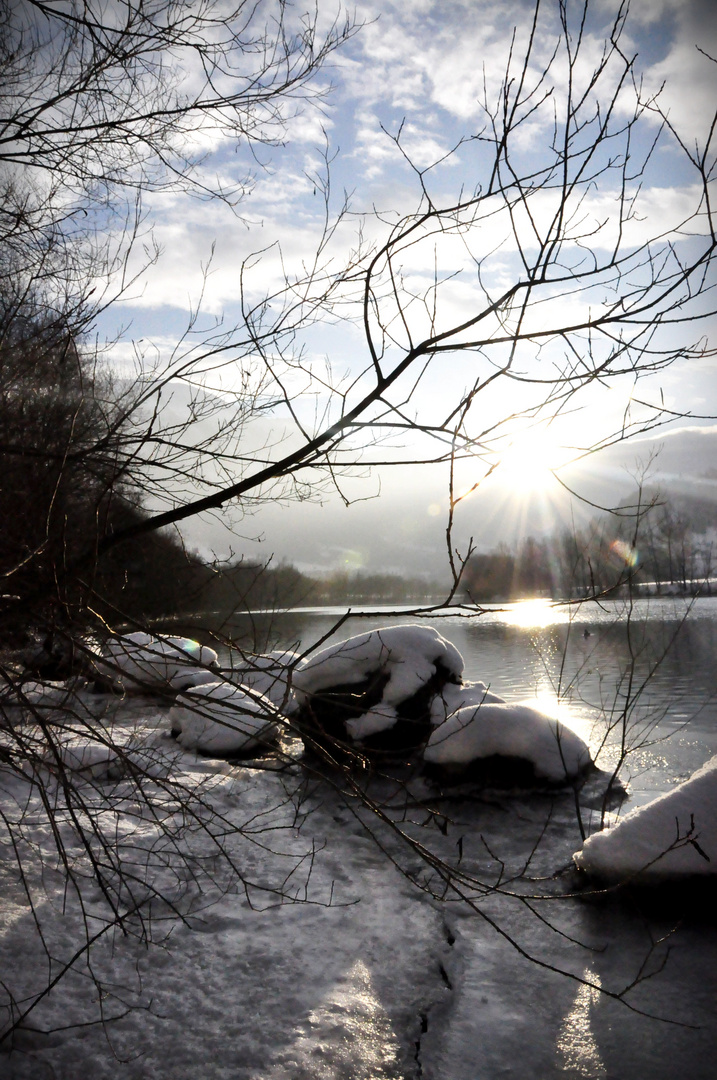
top-left (101, 0), bottom-right (717, 574)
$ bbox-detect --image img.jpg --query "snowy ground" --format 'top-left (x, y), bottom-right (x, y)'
top-left (1, 694), bottom-right (716, 1080)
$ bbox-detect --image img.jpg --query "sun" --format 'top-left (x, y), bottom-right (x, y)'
top-left (492, 426), bottom-right (568, 493)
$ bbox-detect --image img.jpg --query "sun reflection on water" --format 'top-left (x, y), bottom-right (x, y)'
top-left (522, 677), bottom-right (594, 748)
top-left (555, 969), bottom-right (607, 1077)
top-left (503, 599), bottom-right (570, 629)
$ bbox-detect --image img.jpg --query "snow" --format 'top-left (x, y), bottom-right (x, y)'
top-left (102, 633), bottom-right (219, 692)
top-left (424, 703), bottom-right (592, 782)
top-left (0, 679), bottom-right (113, 730)
top-left (40, 734), bottom-right (179, 782)
top-left (293, 626), bottom-right (463, 740)
top-left (574, 755), bottom-right (717, 881)
top-left (0, 678), bottom-right (86, 708)
top-left (1, 689), bottom-right (717, 1077)
top-left (227, 650), bottom-right (300, 712)
top-left (44, 737), bottom-right (119, 779)
top-left (429, 680), bottom-right (505, 725)
top-left (168, 681), bottom-right (280, 755)
top-left (169, 667), bottom-right (222, 691)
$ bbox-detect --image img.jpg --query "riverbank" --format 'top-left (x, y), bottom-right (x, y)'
top-left (1, 686), bottom-right (716, 1079)
top-left (3, 599), bottom-right (717, 1078)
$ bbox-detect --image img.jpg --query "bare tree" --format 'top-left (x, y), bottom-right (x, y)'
top-left (91, 0), bottom-right (716, 601)
top-left (0, 0), bottom-right (359, 631)
top-left (1, 0), bottom-right (717, 1062)
top-left (0, 0), bottom-right (356, 192)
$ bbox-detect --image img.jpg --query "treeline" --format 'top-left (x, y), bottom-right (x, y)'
top-left (306, 570), bottom-right (443, 606)
top-left (0, 306), bottom-right (213, 640)
top-left (462, 494), bottom-right (717, 602)
top-left (1, 297), bottom-right (447, 642)
top-left (88, 547), bottom-right (444, 628)
top-left (186, 563), bottom-right (443, 618)
top-left (107, 490), bottom-right (717, 621)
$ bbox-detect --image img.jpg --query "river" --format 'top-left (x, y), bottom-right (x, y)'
top-left (201, 595), bottom-right (717, 804)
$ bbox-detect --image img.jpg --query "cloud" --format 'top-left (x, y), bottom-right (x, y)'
top-left (615, 0), bottom-right (717, 143)
top-left (99, 0), bottom-right (716, 522)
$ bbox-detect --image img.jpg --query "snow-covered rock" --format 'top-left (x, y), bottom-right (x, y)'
top-left (293, 625), bottom-right (463, 746)
top-left (44, 738), bottom-right (119, 780)
top-left (169, 667), bottom-right (222, 691)
top-left (0, 678), bottom-right (84, 708)
top-left (424, 703), bottom-right (591, 783)
top-left (169, 682), bottom-right (279, 756)
top-left (574, 756), bottom-right (717, 882)
top-left (229, 650), bottom-right (300, 713)
top-left (429, 680), bottom-right (505, 725)
top-left (103, 633), bottom-right (218, 692)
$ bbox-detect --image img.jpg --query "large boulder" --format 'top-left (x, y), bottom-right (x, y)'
top-left (292, 625), bottom-right (464, 754)
top-left (424, 702), bottom-right (592, 785)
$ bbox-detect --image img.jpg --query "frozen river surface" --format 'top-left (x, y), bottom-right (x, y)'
top-left (2, 598), bottom-right (716, 1078)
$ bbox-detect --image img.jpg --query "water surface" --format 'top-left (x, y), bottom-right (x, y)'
top-left (203, 596), bottom-right (717, 803)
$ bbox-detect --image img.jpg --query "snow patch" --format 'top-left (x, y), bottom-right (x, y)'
top-left (0, 677), bottom-right (85, 708)
top-left (45, 738), bottom-right (119, 779)
top-left (40, 734), bottom-right (180, 781)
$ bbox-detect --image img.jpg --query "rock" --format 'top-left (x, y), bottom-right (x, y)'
top-left (424, 703), bottom-right (592, 785)
top-left (292, 626), bottom-right (464, 755)
top-left (574, 755), bottom-right (717, 882)
top-left (102, 633), bottom-right (218, 693)
top-left (169, 682), bottom-right (279, 757)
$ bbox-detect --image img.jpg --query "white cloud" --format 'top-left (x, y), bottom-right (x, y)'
top-left (102, 0), bottom-right (715, 427)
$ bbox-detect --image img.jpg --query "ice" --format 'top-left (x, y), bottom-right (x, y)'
top-left (293, 625), bottom-right (464, 740)
top-left (424, 702), bottom-right (591, 781)
top-left (574, 754), bottom-right (717, 881)
top-left (169, 681), bottom-right (279, 755)
top-left (2, 692), bottom-right (717, 1079)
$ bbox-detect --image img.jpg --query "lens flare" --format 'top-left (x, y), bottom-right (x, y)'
top-left (610, 539), bottom-right (639, 568)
